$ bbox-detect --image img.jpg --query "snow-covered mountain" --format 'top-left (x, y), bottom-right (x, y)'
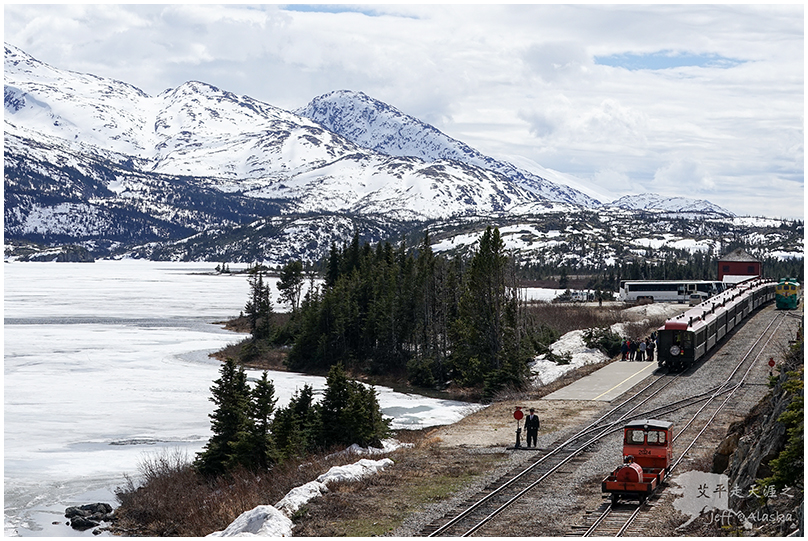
top-left (608, 193), bottom-right (734, 217)
top-left (5, 43), bottom-right (576, 229)
top-left (297, 90), bottom-right (601, 208)
top-left (5, 42), bottom-right (760, 264)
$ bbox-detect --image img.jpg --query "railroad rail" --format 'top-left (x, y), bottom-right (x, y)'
top-left (423, 371), bottom-right (687, 536)
top-left (425, 307), bottom-right (789, 537)
top-left (578, 310), bottom-right (788, 537)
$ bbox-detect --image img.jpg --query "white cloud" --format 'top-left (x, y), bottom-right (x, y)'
top-left (3, 4), bottom-right (804, 218)
top-left (653, 158), bottom-right (715, 191)
top-left (523, 41), bottom-right (591, 82)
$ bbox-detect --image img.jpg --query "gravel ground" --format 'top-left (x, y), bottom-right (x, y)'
top-left (294, 304), bottom-right (800, 537)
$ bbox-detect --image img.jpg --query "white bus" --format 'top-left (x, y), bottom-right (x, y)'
top-left (618, 280), bottom-right (726, 304)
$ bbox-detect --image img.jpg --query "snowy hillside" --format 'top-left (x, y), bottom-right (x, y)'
top-left (608, 193), bottom-right (735, 217)
top-left (5, 42), bottom-right (788, 266)
top-left (298, 90), bottom-right (602, 208)
top-left (5, 43), bottom-right (570, 229)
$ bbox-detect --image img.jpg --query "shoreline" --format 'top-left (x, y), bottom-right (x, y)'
top-left (208, 315), bottom-right (490, 403)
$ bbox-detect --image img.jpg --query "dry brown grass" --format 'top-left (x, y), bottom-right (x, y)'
top-left (525, 302), bottom-right (668, 339)
top-left (112, 445), bottom-right (382, 536)
top-left (290, 443), bottom-right (509, 537)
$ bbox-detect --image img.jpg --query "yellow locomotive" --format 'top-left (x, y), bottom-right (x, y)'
top-left (775, 278), bottom-right (800, 310)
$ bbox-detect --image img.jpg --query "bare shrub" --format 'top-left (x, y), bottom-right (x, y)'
top-left (620, 320), bottom-right (651, 340)
top-left (525, 303), bottom-right (626, 336)
top-left (114, 446), bottom-right (389, 536)
top-left (136, 447), bottom-right (190, 484)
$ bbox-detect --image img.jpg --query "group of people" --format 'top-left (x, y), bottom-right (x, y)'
top-left (620, 332), bottom-right (657, 362)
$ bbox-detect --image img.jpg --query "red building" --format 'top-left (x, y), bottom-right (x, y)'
top-left (718, 249), bottom-right (762, 282)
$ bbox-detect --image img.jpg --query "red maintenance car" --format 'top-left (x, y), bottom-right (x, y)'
top-left (602, 419), bottom-right (674, 504)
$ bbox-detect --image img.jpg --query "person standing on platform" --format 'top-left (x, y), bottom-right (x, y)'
top-left (525, 408), bottom-right (540, 448)
top-left (638, 339), bottom-right (646, 361)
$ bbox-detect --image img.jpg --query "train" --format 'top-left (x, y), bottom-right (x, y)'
top-left (656, 278), bottom-right (776, 371)
top-left (602, 419), bottom-right (673, 504)
top-left (775, 278), bottom-right (801, 310)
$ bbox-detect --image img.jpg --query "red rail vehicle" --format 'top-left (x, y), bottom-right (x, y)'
top-left (602, 419), bottom-right (673, 504)
top-left (656, 278), bottom-right (775, 371)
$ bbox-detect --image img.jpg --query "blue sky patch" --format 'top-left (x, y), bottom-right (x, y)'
top-left (281, 4), bottom-right (384, 17)
top-left (595, 51), bottom-right (744, 70)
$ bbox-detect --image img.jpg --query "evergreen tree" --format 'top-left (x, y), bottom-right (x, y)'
top-left (245, 265), bottom-right (273, 341)
top-left (271, 384), bottom-right (320, 460)
top-left (230, 371), bottom-right (278, 470)
top-left (319, 365), bottom-right (389, 448)
top-left (450, 227), bottom-right (527, 395)
top-left (277, 260), bottom-right (304, 312)
top-left (325, 242), bottom-right (342, 288)
top-left (195, 359), bottom-right (250, 476)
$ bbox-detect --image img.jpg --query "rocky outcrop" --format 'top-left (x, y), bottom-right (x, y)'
top-left (713, 355), bottom-right (803, 536)
top-left (711, 420), bottom-right (743, 474)
top-left (64, 502), bottom-right (114, 531)
top-left (723, 390), bottom-right (789, 499)
top-left (23, 245), bottom-right (95, 262)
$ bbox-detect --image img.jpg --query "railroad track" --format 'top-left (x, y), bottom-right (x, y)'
top-left (422, 372), bottom-right (688, 536)
top-left (424, 308), bottom-right (791, 537)
top-left (572, 501), bottom-right (644, 537)
top-left (575, 310), bottom-right (789, 537)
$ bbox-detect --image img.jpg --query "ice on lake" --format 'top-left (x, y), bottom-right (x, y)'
top-left (4, 260), bottom-right (479, 537)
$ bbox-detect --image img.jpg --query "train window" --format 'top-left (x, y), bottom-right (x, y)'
top-left (674, 331), bottom-right (692, 349)
top-left (626, 429), bottom-right (645, 444)
top-left (647, 431), bottom-right (666, 445)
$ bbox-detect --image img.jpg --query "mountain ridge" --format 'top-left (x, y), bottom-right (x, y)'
top-left (7, 42), bottom-right (794, 269)
top-left (297, 89), bottom-right (603, 208)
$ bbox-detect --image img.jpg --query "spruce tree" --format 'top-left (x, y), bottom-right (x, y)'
top-left (229, 371), bottom-right (278, 470)
top-left (195, 358), bottom-right (250, 476)
top-left (271, 384), bottom-right (320, 460)
top-left (451, 226), bottom-right (527, 394)
top-left (319, 364), bottom-right (389, 449)
top-left (277, 260), bottom-right (304, 313)
top-left (245, 265), bottom-right (273, 341)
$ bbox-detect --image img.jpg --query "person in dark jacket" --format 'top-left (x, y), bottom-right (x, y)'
top-left (525, 408), bottom-right (540, 447)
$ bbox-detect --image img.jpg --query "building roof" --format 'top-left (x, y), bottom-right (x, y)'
top-left (719, 248), bottom-right (760, 263)
top-left (723, 275), bottom-right (758, 284)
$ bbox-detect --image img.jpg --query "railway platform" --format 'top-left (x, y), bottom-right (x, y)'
top-left (543, 360), bottom-right (658, 401)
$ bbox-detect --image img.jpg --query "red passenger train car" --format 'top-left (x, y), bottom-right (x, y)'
top-left (656, 278), bottom-right (775, 371)
top-left (602, 419), bottom-right (673, 504)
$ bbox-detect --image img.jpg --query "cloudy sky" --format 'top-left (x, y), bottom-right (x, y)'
top-left (4, 3), bottom-right (804, 219)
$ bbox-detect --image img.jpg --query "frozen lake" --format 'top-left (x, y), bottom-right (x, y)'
top-left (4, 260), bottom-right (479, 537)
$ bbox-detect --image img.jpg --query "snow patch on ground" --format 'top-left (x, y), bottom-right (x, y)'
top-left (327, 438), bottom-right (414, 460)
top-left (207, 505), bottom-right (293, 537)
top-left (209, 445), bottom-right (400, 536)
top-left (529, 329), bottom-right (607, 386)
top-left (529, 303), bottom-right (689, 386)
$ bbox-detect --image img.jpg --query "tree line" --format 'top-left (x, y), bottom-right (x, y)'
top-left (236, 224), bottom-right (805, 402)
top-left (244, 227), bottom-right (542, 399)
top-left (194, 360), bottom-right (388, 477)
